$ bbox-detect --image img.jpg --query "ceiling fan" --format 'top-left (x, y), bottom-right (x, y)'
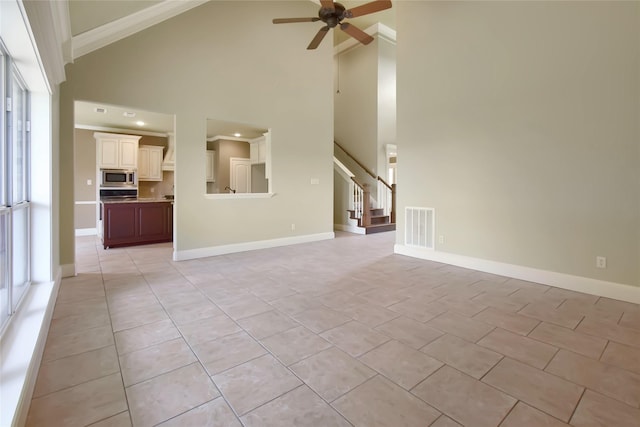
top-left (273, 0), bottom-right (392, 50)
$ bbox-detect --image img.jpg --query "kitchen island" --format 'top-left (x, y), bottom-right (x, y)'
top-left (101, 198), bottom-right (173, 249)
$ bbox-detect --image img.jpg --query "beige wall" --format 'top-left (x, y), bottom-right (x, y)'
top-left (74, 129), bottom-right (97, 202)
top-left (334, 40), bottom-right (379, 174)
top-left (377, 37), bottom-right (396, 175)
top-left (61, 1), bottom-right (333, 255)
top-left (251, 164), bottom-right (269, 193)
top-left (397, 2), bottom-right (640, 287)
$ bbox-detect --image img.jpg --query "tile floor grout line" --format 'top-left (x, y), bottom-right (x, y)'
top-left (99, 255), bottom-right (134, 427)
top-left (540, 346), bottom-right (561, 372)
top-left (567, 386), bottom-right (588, 425)
top-left (494, 398), bottom-right (519, 427)
top-left (140, 262), bottom-right (247, 426)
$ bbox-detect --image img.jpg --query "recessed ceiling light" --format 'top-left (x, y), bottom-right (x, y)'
top-left (94, 107), bottom-right (107, 114)
top-left (136, 121), bottom-right (145, 126)
top-left (123, 112), bottom-right (136, 118)
top-left (234, 133), bottom-right (241, 137)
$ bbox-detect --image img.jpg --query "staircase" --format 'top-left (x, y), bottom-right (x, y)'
top-left (334, 141), bottom-right (396, 235)
top-left (348, 207), bottom-right (396, 234)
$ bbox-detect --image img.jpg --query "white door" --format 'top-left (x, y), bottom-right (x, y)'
top-left (230, 157), bottom-right (251, 193)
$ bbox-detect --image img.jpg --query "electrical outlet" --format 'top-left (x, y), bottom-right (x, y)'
top-left (87, 179), bottom-right (92, 186)
top-left (438, 235), bottom-right (444, 244)
top-left (150, 188), bottom-right (155, 193)
top-left (596, 256), bottom-right (607, 269)
top-left (291, 223), bottom-right (296, 231)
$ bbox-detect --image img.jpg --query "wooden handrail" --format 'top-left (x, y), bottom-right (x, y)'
top-left (350, 176), bottom-right (364, 189)
top-left (335, 141), bottom-right (377, 180)
top-left (377, 176), bottom-right (392, 190)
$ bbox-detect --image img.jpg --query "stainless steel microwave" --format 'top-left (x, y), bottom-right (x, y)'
top-left (100, 169), bottom-right (137, 188)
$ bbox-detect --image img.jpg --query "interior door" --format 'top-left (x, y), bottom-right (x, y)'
top-left (230, 157), bottom-right (251, 193)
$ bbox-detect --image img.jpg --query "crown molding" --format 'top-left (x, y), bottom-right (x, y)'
top-left (75, 124), bottom-right (168, 138)
top-left (19, 0), bottom-right (73, 90)
top-left (72, 0), bottom-right (208, 59)
top-left (334, 22), bottom-right (396, 55)
top-left (51, 0), bottom-right (73, 64)
top-left (207, 135), bottom-right (251, 143)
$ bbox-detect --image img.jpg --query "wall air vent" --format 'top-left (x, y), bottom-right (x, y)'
top-left (405, 207), bottom-right (434, 249)
top-left (94, 107), bottom-right (107, 114)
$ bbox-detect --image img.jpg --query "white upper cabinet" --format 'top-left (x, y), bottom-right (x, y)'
top-left (206, 150), bottom-right (215, 182)
top-left (138, 145), bottom-right (164, 181)
top-left (95, 132), bottom-right (141, 169)
top-left (249, 136), bottom-right (266, 164)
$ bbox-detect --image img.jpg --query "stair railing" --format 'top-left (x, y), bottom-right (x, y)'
top-left (377, 177), bottom-right (396, 223)
top-left (350, 178), bottom-right (371, 227)
top-left (335, 140), bottom-right (396, 223)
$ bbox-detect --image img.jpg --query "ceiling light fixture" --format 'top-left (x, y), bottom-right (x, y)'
top-left (136, 121), bottom-right (145, 126)
top-left (234, 133), bottom-right (241, 137)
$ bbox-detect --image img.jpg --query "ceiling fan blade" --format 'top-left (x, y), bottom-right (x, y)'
top-left (273, 17), bottom-right (320, 24)
top-left (307, 26), bottom-right (330, 50)
top-left (344, 0), bottom-right (392, 18)
top-left (340, 23), bottom-right (374, 45)
top-left (319, 0), bottom-right (335, 11)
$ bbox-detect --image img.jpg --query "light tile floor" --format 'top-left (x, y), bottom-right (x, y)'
top-left (26, 232), bottom-right (640, 427)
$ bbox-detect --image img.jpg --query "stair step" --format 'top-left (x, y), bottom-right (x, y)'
top-left (364, 223), bottom-right (396, 234)
top-left (347, 209), bottom-right (388, 222)
top-left (370, 215), bottom-right (390, 225)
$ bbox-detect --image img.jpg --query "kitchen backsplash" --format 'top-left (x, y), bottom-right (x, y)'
top-left (138, 171), bottom-right (174, 198)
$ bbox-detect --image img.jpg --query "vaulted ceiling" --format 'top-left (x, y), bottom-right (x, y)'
top-left (68, 1), bottom-right (394, 136)
top-left (66, 0), bottom-right (395, 59)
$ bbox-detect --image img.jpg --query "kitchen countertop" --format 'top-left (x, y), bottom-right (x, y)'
top-left (101, 197), bottom-right (174, 204)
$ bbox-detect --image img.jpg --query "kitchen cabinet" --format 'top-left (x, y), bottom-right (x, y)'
top-left (101, 201), bottom-right (172, 248)
top-left (95, 132), bottom-right (141, 169)
top-left (206, 150), bottom-right (215, 182)
top-left (249, 136), bottom-right (266, 164)
top-left (138, 145), bottom-right (164, 181)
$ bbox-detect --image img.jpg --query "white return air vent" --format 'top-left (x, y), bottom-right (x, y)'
top-left (405, 207), bottom-right (434, 249)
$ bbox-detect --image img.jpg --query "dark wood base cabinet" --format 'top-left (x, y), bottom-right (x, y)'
top-left (102, 202), bottom-right (173, 249)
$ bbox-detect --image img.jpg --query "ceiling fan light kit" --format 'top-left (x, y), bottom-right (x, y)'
top-left (273, 0), bottom-right (392, 50)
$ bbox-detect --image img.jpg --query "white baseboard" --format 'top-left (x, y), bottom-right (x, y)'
top-left (75, 228), bottom-right (96, 236)
top-left (174, 232), bottom-right (336, 261)
top-left (334, 224), bottom-right (365, 235)
top-left (394, 244), bottom-right (640, 304)
top-left (1, 270), bottom-right (61, 427)
top-left (60, 263), bottom-right (76, 278)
